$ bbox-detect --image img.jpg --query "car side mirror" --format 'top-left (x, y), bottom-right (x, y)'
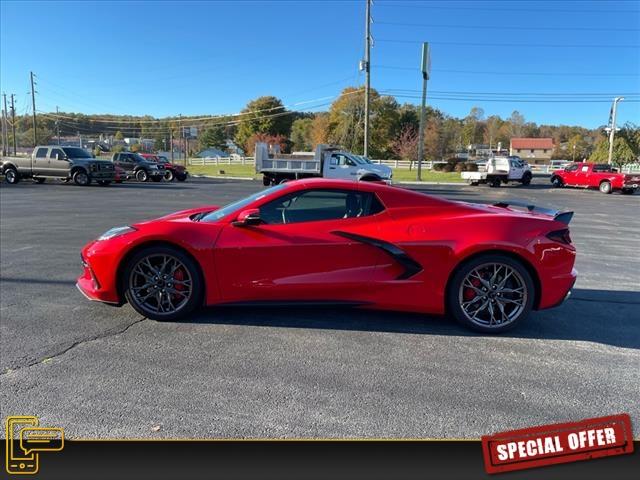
top-left (232, 208), bottom-right (261, 227)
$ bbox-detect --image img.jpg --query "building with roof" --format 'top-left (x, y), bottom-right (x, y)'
top-left (510, 138), bottom-right (554, 164)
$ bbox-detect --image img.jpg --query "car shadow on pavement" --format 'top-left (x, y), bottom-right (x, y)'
top-left (186, 288), bottom-right (640, 350)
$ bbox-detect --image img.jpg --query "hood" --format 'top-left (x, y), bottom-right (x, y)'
top-left (134, 205), bottom-right (221, 226)
top-left (359, 163), bottom-right (392, 178)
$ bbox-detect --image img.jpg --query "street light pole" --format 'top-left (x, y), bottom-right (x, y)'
top-left (607, 97), bottom-right (624, 165)
top-left (416, 42), bottom-right (430, 182)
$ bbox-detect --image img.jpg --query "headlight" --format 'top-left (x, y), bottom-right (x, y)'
top-left (97, 226), bottom-right (137, 241)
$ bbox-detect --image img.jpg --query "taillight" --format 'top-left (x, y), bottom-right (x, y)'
top-left (547, 229), bottom-right (572, 245)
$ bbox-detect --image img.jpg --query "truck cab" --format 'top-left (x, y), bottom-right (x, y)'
top-left (112, 152), bottom-right (164, 182)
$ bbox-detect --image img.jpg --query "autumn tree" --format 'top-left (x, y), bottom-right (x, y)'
top-left (235, 96), bottom-right (292, 153)
top-left (290, 118), bottom-right (314, 151)
top-left (392, 125), bottom-right (419, 163)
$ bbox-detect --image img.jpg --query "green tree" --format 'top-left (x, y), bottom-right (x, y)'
top-left (235, 96), bottom-right (292, 152)
top-left (114, 130), bottom-right (124, 141)
top-left (508, 111), bottom-right (526, 138)
top-left (290, 118), bottom-right (314, 151)
top-left (199, 125), bottom-right (226, 151)
top-left (589, 136), bottom-right (636, 167)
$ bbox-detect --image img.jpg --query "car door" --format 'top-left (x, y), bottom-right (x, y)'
top-left (32, 147), bottom-right (50, 175)
top-left (325, 153), bottom-right (359, 180)
top-left (508, 159), bottom-right (523, 180)
top-left (48, 147), bottom-right (68, 177)
top-left (214, 188), bottom-right (388, 303)
top-left (562, 163), bottom-right (580, 185)
top-left (118, 154), bottom-right (135, 175)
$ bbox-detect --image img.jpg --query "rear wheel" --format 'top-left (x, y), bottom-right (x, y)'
top-left (164, 170), bottom-right (175, 182)
top-left (521, 172), bottom-right (532, 186)
top-left (4, 167), bottom-right (19, 184)
top-left (489, 177), bottom-right (501, 188)
top-left (599, 181), bottom-right (612, 194)
top-left (447, 254), bottom-right (535, 333)
top-left (73, 169), bottom-right (91, 186)
top-left (135, 169), bottom-right (149, 182)
top-left (123, 246), bottom-right (203, 321)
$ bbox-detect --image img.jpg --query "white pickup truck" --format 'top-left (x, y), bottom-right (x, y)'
top-left (255, 142), bottom-right (392, 186)
top-left (461, 156), bottom-right (532, 187)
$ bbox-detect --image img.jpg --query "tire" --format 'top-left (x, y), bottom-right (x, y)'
top-left (521, 172), bottom-right (532, 186)
top-left (262, 176), bottom-right (271, 187)
top-left (599, 181), bottom-right (612, 194)
top-left (97, 180), bottom-right (111, 186)
top-left (34, 177), bottom-right (46, 184)
top-left (164, 170), bottom-right (175, 182)
top-left (151, 176), bottom-right (162, 182)
top-left (176, 174), bottom-right (187, 182)
top-left (278, 178), bottom-right (289, 185)
top-left (621, 188), bottom-right (636, 195)
top-left (123, 245), bottom-right (203, 321)
top-left (447, 254), bottom-right (535, 333)
top-left (135, 169), bottom-right (149, 182)
top-left (489, 177), bottom-right (501, 188)
top-left (4, 167), bottom-right (19, 184)
top-left (115, 180), bottom-right (123, 184)
top-left (551, 176), bottom-right (563, 188)
top-left (73, 169), bottom-right (91, 186)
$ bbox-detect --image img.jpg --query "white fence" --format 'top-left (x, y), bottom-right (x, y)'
top-left (187, 156), bottom-right (640, 174)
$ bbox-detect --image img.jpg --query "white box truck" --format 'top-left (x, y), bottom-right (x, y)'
top-left (255, 142), bottom-right (392, 186)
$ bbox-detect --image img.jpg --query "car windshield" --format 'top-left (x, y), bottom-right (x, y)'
top-left (200, 184), bottom-right (287, 222)
top-left (355, 155), bottom-right (373, 164)
top-left (62, 147), bottom-right (92, 158)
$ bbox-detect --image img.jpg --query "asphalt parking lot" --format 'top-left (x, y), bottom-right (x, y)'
top-left (1, 177), bottom-right (638, 439)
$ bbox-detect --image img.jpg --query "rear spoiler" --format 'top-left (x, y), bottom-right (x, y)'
top-left (493, 201), bottom-right (574, 225)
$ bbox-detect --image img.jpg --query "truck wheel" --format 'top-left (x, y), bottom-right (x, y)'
top-left (489, 177), bottom-right (501, 188)
top-left (34, 177), bottom-right (46, 184)
top-left (621, 188), bottom-right (636, 195)
top-left (73, 170), bottom-right (91, 186)
top-left (176, 173), bottom-right (187, 182)
top-left (97, 180), bottom-right (111, 186)
top-left (551, 176), bottom-right (563, 188)
top-left (4, 167), bottom-right (19, 184)
top-left (469, 181), bottom-right (479, 186)
top-left (521, 172), bottom-right (532, 186)
top-left (135, 169), bottom-right (149, 182)
top-left (599, 181), bottom-right (612, 194)
top-left (164, 170), bottom-right (175, 182)
top-left (262, 176), bottom-right (271, 186)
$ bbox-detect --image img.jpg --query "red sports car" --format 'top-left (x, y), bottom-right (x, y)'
top-left (77, 179), bottom-right (577, 332)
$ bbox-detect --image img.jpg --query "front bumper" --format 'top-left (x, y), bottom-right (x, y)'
top-left (77, 251), bottom-right (122, 304)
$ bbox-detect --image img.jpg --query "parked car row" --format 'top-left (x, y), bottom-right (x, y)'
top-left (1, 146), bottom-right (188, 186)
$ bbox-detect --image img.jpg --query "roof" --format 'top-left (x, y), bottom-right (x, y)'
top-left (510, 138), bottom-right (554, 149)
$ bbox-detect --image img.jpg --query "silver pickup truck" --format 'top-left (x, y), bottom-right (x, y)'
top-left (1, 146), bottom-right (116, 186)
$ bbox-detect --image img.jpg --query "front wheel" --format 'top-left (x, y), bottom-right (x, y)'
top-left (135, 169), bottom-right (149, 182)
top-left (447, 254), bottom-right (535, 333)
top-left (164, 170), bottom-right (175, 182)
top-left (551, 176), bottom-right (563, 188)
top-left (599, 181), bottom-right (612, 194)
top-left (4, 167), bottom-right (20, 184)
top-left (73, 169), bottom-right (91, 186)
top-left (521, 172), bottom-right (532, 186)
top-left (123, 246), bottom-right (203, 321)
top-left (176, 174), bottom-right (187, 182)
top-left (621, 188), bottom-right (636, 195)
top-left (489, 177), bottom-right (501, 188)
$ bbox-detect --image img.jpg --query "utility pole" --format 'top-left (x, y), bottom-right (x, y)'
top-left (363, 0), bottom-right (371, 157)
top-left (30, 71), bottom-right (38, 146)
top-left (170, 127), bottom-right (174, 162)
top-left (1, 93), bottom-right (7, 156)
top-left (10, 94), bottom-right (17, 154)
top-left (416, 42), bottom-right (430, 181)
top-left (607, 96), bottom-right (624, 165)
top-left (56, 106), bottom-right (61, 145)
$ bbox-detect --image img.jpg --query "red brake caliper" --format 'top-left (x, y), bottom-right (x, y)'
top-left (463, 278), bottom-right (481, 301)
top-left (172, 268), bottom-right (185, 301)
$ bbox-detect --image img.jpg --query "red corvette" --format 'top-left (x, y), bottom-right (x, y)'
top-left (77, 179), bottom-right (577, 332)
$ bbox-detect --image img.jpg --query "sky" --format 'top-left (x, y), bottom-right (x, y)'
top-left (1, 0), bottom-right (639, 128)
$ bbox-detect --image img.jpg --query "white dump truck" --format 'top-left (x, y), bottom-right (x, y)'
top-left (461, 156), bottom-right (532, 187)
top-left (255, 142), bottom-right (392, 186)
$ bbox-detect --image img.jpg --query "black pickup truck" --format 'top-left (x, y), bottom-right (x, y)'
top-left (111, 152), bottom-right (165, 182)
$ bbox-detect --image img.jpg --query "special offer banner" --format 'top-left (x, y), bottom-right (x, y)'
top-left (482, 414), bottom-right (634, 474)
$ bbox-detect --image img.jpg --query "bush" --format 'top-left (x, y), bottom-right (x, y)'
top-left (432, 162), bottom-right (445, 171)
top-left (442, 163), bottom-right (455, 172)
top-left (465, 162), bottom-right (478, 172)
top-left (454, 162), bottom-right (466, 173)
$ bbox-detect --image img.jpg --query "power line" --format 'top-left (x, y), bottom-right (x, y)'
top-left (375, 1), bottom-right (640, 14)
top-left (375, 65), bottom-right (640, 77)
top-left (375, 20), bottom-right (640, 32)
top-left (376, 38), bottom-right (640, 48)
top-left (383, 88), bottom-right (640, 97)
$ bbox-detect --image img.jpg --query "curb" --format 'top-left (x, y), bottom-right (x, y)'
top-left (191, 175), bottom-right (466, 186)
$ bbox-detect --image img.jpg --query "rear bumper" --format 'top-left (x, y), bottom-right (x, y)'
top-left (538, 268), bottom-right (577, 310)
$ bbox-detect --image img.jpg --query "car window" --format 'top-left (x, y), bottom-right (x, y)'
top-left (49, 148), bottom-right (64, 159)
top-left (35, 148), bottom-right (48, 158)
top-left (581, 165), bottom-right (589, 172)
top-left (592, 164), bottom-right (613, 173)
top-left (565, 164), bottom-right (579, 172)
top-left (259, 189), bottom-right (384, 225)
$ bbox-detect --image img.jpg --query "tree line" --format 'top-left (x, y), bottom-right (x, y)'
top-left (5, 87), bottom-right (639, 166)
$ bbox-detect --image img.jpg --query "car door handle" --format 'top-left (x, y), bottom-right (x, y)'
top-left (329, 167), bottom-right (336, 169)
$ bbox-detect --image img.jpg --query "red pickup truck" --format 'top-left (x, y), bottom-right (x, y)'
top-left (550, 162), bottom-right (639, 194)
